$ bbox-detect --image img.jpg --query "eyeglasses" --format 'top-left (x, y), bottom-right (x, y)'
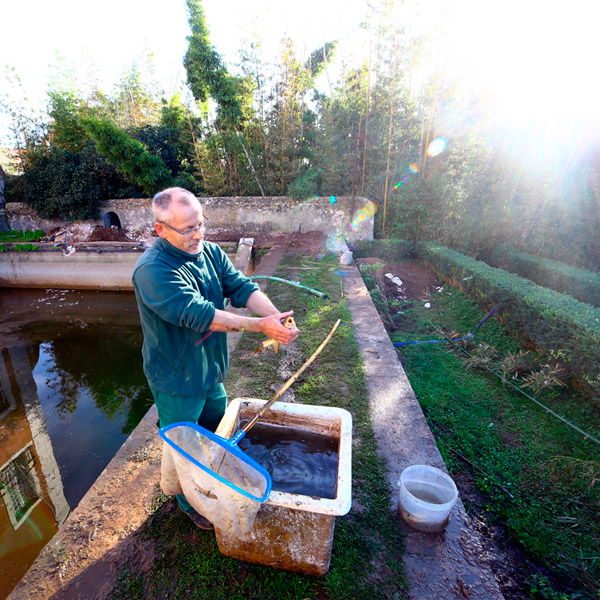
top-left (159, 218), bottom-right (210, 236)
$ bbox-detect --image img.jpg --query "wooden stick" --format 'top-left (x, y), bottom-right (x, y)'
top-left (242, 319), bottom-right (341, 434)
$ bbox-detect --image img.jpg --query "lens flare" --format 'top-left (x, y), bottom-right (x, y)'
top-left (409, 163), bottom-right (419, 173)
top-left (347, 201), bottom-right (379, 232)
top-left (325, 235), bottom-right (344, 253)
top-left (364, 201), bottom-right (378, 216)
top-left (426, 137), bottom-right (447, 157)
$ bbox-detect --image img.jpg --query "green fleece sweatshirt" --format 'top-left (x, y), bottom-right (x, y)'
top-left (132, 238), bottom-right (259, 396)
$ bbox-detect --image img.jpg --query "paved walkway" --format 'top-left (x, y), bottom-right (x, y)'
top-left (343, 260), bottom-right (504, 599)
top-left (9, 246), bottom-right (504, 600)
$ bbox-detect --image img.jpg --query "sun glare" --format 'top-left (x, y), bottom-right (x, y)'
top-left (440, 0), bottom-right (599, 133)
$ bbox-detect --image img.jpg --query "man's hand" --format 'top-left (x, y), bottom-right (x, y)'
top-left (258, 311), bottom-right (299, 345)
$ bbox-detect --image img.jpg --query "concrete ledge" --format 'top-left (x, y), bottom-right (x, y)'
top-left (0, 251), bottom-right (141, 291)
top-left (7, 242), bottom-right (288, 600)
top-left (7, 405), bottom-right (162, 600)
top-left (343, 262), bottom-right (505, 599)
top-left (0, 244), bottom-right (240, 291)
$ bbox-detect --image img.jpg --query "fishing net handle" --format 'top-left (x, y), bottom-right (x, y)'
top-left (241, 318), bottom-right (341, 434)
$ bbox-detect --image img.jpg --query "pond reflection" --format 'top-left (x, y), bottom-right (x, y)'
top-left (0, 289), bottom-right (152, 600)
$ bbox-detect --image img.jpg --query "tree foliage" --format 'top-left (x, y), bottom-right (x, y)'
top-left (19, 142), bottom-right (139, 220)
top-left (81, 116), bottom-right (172, 195)
top-left (2, 0), bottom-right (599, 273)
top-left (183, 0), bottom-right (243, 128)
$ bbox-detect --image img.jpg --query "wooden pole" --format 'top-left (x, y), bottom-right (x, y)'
top-left (382, 39), bottom-right (398, 235)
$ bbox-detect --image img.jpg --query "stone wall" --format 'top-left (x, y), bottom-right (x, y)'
top-left (4, 203), bottom-right (74, 233)
top-left (6, 196), bottom-right (375, 242)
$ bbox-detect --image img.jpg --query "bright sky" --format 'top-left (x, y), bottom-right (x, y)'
top-left (0, 0), bottom-right (369, 144)
top-left (1, 0), bottom-right (599, 152)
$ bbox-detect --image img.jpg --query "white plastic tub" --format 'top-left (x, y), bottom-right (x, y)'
top-left (213, 398), bottom-right (352, 575)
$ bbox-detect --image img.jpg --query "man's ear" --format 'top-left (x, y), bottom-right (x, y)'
top-left (155, 222), bottom-right (167, 239)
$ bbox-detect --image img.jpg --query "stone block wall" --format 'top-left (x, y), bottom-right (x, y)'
top-left (7, 196), bottom-right (375, 242)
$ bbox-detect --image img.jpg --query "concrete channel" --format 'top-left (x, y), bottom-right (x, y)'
top-left (7, 243), bottom-right (504, 600)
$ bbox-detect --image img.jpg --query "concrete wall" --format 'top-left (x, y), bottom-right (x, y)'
top-left (7, 196), bottom-right (375, 242)
top-left (0, 250), bottom-right (141, 291)
top-left (4, 203), bottom-right (75, 233)
top-left (0, 245), bottom-right (239, 291)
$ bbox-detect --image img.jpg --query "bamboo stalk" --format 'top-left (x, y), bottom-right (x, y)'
top-left (361, 51), bottom-right (371, 194)
top-left (382, 39), bottom-right (398, 235)
top-left (242, 319), bottom-right (341, 433)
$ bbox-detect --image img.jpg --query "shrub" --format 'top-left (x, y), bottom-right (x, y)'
top-left (81, 116), bottom-right (173, 195)
top-left (418, 242), bottom-right (600, 398)
top-left (19, 143), bottom-right (141, 221)
top-left (353, 238), bottom-right (415, 261)
top-left (287, 169), bottom-right (322, 200)
top-left (490, 243), bottom-right (600, 307)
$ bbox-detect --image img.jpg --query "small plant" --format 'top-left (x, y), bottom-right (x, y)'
top-left (0, 244), bottom-right (8, 252)
top-left (14, 243), bottom-right (40, 252)
top-left (499, 350), bottom-right (536, 385)
top-left (521, 363), bottom-right (567, 394)
top-left (528, 574), bottom-right (569, 600)
top-left (557, 549), bottom-right (600, 599)
top-left (461, 342), bottom-right (498, 370)
top-left (548, 456), bottom-right (598, 488)
top-left (0, 229), bottom-right (45, 242)
top-left (446, 329), bottom-right (477, 351)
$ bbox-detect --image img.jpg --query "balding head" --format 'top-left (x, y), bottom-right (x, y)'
top-left (152, 187), bottom-right (198, 223)
top-left (153, 187), bottom-right (207, 254)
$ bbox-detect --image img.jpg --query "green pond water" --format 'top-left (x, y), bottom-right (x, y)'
top-left (0, 288), bottom-right (152, 599)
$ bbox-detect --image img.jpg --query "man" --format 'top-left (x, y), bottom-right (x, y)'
top-left (132, 187), bottom-right (299, 529)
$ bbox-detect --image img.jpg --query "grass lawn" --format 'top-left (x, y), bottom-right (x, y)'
top-left (111, 252), bottom-right (407, 600)
top-left (364, 268), bottom-right (600, 600)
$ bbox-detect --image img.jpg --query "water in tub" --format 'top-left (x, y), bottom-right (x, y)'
top-left (238, 421), bottom-right (339, 498)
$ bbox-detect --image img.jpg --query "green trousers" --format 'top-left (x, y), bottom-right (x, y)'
top-left (151, 383), bottom-right (227, 513)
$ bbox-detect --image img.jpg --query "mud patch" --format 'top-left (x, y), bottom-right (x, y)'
top-left (355, 257), bottom-right (440, 300)
top-left (207, 230), bottom-right (327, 255)
top-left (455, 468), bottom-right (564, 599)
top-left (87, 226), bottom-right (134, 242)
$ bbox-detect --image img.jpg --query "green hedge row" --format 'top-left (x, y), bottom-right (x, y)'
top-left (417, 242), bottom-right (600, 397)
top-left (353, 238), bottom-right (415, 261)
top-left (489, 243), bottom-right (600, 307)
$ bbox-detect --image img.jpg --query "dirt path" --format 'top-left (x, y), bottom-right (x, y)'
top-left (355, 257), bottom-right (440, 300)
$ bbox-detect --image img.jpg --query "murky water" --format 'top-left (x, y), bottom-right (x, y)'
top-left (238, 422), bottom-right (339, 499)
top-left (406, 484), bottom-right (446, 505)
top-left (0, 288), bottom-right (151, 600)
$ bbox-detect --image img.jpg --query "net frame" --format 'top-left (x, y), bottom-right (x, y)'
top-left (159, 421), bottom-right (272, 502)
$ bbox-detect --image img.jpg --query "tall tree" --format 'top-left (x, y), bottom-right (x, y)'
top-left (0, 162), bottom-right (9, 231)
top-left (81, 116), bottom-right (172, 195)
top-left (183, 0), bottom-right (263, 195)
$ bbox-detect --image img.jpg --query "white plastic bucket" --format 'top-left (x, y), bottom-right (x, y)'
top-left (398, 465), bottom-right (458, 532)
top-left (339, 251), bottom-right (353, 265)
